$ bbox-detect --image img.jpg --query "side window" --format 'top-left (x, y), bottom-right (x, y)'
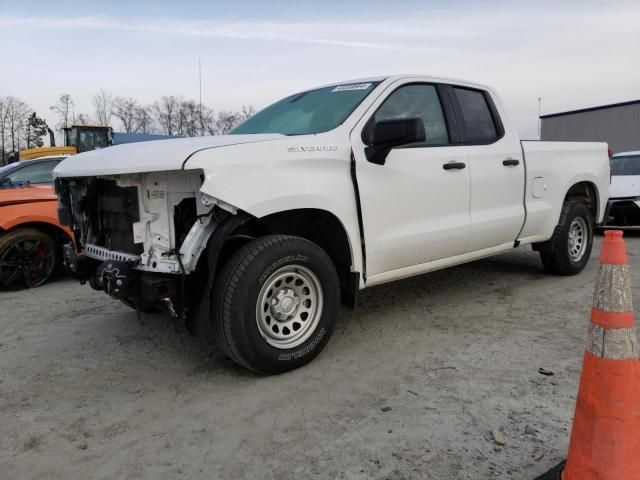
top-left (9, 161), bottom-right (57, 183)
top-left (453, 87), bottom-right (498, 143)
top-left (373, 84), bottom-right (449, 146)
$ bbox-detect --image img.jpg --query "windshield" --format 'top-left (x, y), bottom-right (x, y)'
top-left (230, 82), bottom-right (380, 135)
top-left (611, 155), bottom-right (640, 176)
top-left (0, 164), bottom-right (15, 177)
top-left (78, 129), bottom-right (110, 152)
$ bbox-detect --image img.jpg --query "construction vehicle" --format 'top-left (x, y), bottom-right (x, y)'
top-left (18, 125), bottom-right (113, 161)
top-left (17, 125), bottom-right (177, 161)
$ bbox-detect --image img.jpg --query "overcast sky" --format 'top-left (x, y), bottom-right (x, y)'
top-left (1, 0), bottom-right (638, 139)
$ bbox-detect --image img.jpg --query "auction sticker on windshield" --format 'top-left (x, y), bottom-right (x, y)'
top-left (332, 83), bottom-right (372, 92)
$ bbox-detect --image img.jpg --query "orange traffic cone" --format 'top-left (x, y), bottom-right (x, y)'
top-left (536, 230), bottom-right (640, 480)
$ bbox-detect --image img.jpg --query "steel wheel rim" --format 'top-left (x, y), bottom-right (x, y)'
top-left (568, 217), bottom-right (588, 262)
top-left (256, 264), bottom-right (323, 350)
top-left (0, 239), bottom-right (55, 290)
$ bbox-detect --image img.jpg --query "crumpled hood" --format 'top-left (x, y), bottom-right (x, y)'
top-left (53, 134), bottom-right (284, 178)
top-left (609, 175), bottom-right (640, 199)
top-left (0, 185), bottom-right (57, 207)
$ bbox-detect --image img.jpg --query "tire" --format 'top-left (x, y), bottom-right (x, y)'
top-left (539, 201), bottom-right (593, 275)
top-left (0, 227), bottom-right (57, 290)
top-left (212, 235), bottom-right (339, 374)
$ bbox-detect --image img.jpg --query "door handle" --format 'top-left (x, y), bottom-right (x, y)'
top-left (443, 161), bottom-right (466, 170)
top-left (503, 158), bottom-right (520, 166)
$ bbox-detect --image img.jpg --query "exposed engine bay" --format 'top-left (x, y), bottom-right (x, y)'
top-left (54, 170), bottom-right (237, 311)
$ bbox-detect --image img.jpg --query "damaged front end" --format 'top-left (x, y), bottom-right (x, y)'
top-left (54, 170), bottom-right (237, 317)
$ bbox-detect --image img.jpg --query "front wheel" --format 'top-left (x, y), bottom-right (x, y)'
top-left (212, 235), bottom-right (339, 374)
top-left (539, 201), bottom-right (593, 275)
top-left (0, 228), bottom-right (57, 290)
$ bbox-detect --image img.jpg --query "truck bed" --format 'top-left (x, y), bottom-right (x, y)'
top-left (518, 140), bottom-right (609, 244)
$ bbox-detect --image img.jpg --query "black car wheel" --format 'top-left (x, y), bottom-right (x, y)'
top-left (0, 228), bottom-right (57, 290)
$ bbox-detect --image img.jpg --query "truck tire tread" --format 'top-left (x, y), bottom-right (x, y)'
top-left (539, 200), bottom-right (593, 275)
top-left (212, 234), bottom-right (339, 374)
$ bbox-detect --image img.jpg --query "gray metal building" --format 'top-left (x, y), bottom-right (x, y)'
top-left (540, 100), bottom-right (640, 154)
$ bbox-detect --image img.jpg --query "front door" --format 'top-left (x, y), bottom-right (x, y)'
top-left (351, 81), bottom-right (471, 278)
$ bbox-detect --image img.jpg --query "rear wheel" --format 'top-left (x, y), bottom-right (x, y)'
top-left (212, 235), bottom-right (339, 374)
top-left (0, 228), bottom-right (57, 290)
top-left (539, 201), bottom-right (593, 275)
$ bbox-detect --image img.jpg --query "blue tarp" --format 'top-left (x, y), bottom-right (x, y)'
top-left (112, 132), bottom-right (183, 145)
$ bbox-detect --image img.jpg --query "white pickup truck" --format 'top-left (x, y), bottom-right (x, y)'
top-left (54, 75), bottom-right (609, 373)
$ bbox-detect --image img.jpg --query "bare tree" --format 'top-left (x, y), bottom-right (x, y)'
top-left (238, 105), bottom-right (256, 121)
top-left (178, 99), bottom-right (202, 137)
top-left (42, 91), bottom-right (254, 144)
top-left (0, 97), bottom-right (7, 163)
top-left (75, 113), bottom-right (91, 125)
top-left (92, 89), bottom-right (113, 126)
top-left (112, 97), bottom-right (139, 133)
top-left (5, 96), bottom-right (29, 151)
top-left (134, 105), bottom-right (154, 134)
top-left (153, 96), bottom-right (181, 135)
top-left (215, 111), bottom-right (241, 135)
top-left (50, 94), bottom-right (74, 130)
top-left (200, 105), bottom-right (216, 136)
top-left (175, 101), bottom-right (186, 136)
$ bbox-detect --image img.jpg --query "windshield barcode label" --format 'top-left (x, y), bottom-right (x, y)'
top-left (332, 83), bottom-right (372, 92)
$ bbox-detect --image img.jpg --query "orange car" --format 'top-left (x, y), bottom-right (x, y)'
top-left (0, 184), bottom-right (72, 290)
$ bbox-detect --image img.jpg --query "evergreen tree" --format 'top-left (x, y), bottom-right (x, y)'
top-left (25, 112), bottom-right (48, 148)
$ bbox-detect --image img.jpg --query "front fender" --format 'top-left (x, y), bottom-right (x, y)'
top-left (187, 143), bottom-right (363, 274)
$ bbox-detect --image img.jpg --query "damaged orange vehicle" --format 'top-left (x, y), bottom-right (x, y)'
top-left (0, 184), bottom-right (72, 290)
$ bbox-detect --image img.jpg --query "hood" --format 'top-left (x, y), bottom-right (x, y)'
top-left (53, 134), bottom-right (284, 178)
top-left (0, 185), bottom-right (57, 207)
top-left (609, 175), bottom-right (640, 199)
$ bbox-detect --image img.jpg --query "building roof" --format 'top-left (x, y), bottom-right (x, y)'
top-left (540, 99), bottom-right (640, 119)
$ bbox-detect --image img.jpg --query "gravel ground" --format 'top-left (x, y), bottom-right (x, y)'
top-left (1, 233), bottom-right (637, 479)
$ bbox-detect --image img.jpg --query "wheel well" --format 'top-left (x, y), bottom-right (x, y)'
top-left (4, 222), bottom-right (71, 263)
top-left (218, 209), bottom-right (356, 306)
top-left (564, 182), bottom-right (598, 220)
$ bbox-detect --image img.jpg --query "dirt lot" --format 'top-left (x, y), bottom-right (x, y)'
top-left (1, 234), bottom-right (636, 479)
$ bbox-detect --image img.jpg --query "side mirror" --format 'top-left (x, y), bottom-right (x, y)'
top-left (364, 118), bottom-right (426, 165)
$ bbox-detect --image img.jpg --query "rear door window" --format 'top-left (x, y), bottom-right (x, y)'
top-left (453, 87), bottom-right (499, 143)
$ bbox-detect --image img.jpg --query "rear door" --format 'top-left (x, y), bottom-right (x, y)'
top-left (449, 86), bottom-right (526, 252)
top-left (351, 81), bottom-right (471, 277)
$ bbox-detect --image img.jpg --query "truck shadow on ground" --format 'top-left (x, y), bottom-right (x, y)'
top-left (0, 244), bottom-right (581, 383)
top-left (122, 246), bottom-right (550, 377)
top-left (357, 246), bottom-right (545, 313)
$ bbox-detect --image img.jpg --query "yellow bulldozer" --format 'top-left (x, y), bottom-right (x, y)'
top-left (18, 125), bottom-right (113, 160)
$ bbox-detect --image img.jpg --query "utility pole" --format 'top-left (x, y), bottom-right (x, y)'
top-left (537, 97), bottom-right (542, 139)
top-left (198, 57), bottom-right (203, 135)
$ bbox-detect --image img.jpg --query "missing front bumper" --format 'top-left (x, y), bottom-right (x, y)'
top-left (63, 244), bottom-right (177, 303)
